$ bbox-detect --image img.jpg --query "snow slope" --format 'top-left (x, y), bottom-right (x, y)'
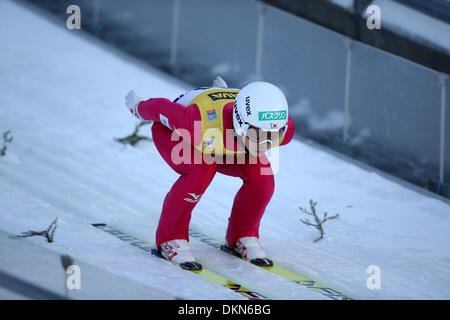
top-left (0, 228), bottom-right (175, 300)
top-left (1, 0), bottom-right (449, 299)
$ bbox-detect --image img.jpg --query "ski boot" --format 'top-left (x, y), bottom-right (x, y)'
top-left (158, 239), bottom-right (202, 271)
top-left (224, 236), bottom-right (273, 267)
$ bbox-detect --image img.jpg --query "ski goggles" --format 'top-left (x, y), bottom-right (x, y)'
top-left (245, 124), bottom-right (287, 144)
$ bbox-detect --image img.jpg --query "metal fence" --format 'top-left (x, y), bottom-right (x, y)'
top-left (25, 0), bottom-right (450, 197)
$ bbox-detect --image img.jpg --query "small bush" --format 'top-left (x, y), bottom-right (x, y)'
top-left (299, 200), bottom-right (339, 243)
top-left (16, 218), bottom-right (58, 243)
top-left (115, 121), bottom-right (153, 146)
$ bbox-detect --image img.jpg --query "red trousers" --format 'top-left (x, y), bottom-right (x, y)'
top-left (152, 122), bottom-right (275, 248)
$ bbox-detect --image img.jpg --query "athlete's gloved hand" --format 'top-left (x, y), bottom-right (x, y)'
top-left (212, 75), bottom-right (228, 88)
top-left (125, 90), bottom-right (143, 119)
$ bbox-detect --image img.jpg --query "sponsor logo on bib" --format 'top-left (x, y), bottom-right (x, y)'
top-left (206, 109), bottom-right (218, 121)
top-left (208, 92), bottom-right (238, 101)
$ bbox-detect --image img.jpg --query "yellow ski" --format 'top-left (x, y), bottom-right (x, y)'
top-left (189, 229), bottom-right (353, 300)
top-left (92, 223), bottom-right (266, 300)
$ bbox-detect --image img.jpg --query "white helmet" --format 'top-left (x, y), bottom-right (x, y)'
top-left (233, 81), bottom-right (289, 137)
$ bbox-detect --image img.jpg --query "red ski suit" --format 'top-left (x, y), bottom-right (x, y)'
top-left (136, 90), bottom-right (295, 248)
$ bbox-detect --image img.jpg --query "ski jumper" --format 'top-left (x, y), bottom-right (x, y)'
top-left (136, 87), bottom-right (295, 248)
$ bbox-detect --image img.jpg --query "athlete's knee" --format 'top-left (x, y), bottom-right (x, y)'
top-left (245, 169), bottom-right (275, 200)
top-left (183, 162), bottom-right (217, 186)
top-left (259, 173), bottom-right (275, 199)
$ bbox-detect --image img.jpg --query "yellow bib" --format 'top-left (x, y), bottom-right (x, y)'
top-left (185, 88), bottom-right (243, 155)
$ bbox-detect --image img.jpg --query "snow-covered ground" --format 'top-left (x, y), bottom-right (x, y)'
top-left (1, 0), bottom-right (449, 300)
